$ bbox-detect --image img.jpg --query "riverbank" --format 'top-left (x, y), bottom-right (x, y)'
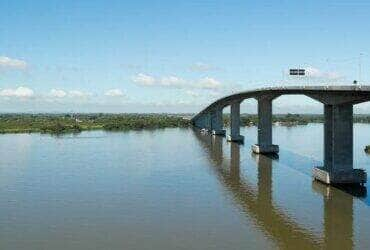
top-left (0, 114), bottom-right (190, 134)
top-left (1, 113), bottom-right (370, 134)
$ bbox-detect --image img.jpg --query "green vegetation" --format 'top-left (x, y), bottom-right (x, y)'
top-left (40, 122), bottom-right (82, 134)
top-left (0, 114), bottom-right (191, 134)
top-left (1, 113), bottom-right (370, 135)
top-left (101, 114), bottom-right (190, 131)
top-left (365, 145), bottom-right (370, 154)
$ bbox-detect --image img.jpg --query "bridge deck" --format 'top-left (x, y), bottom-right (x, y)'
top-left (192, 85), bottom-right (370, 121)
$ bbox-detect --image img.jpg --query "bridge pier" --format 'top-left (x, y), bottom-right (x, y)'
top-left (211, 107), bottom-right (226, 136)
top-left (313, 103), bottom-right (366, 184)
top-left (252, 96), bottom-right (279, 154)
top-left (227, 101), bottom-right (244, 143)
top-left (194, 115), bottom-right (205, 129)
top-left (198, 113), bottom-right (212, 132)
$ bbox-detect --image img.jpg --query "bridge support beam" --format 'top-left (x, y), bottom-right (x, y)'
top-left (211, 107), bottom-right (226, 136)
top-left (203, 113), bottom-right (212, 132)
top-left (313, 103), bottom-right (366, 184)
top-left (193, 115), bottom-right (205, 129)
top-left (252, 96), bottom-right (279, 154)
top-left (227, 101), bottom-right (244, 143)
top-left (194, 113), bottom-right (212, 132)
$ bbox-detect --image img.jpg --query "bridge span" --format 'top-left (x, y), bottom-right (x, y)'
top-left (191, 86), bottom-right (370, 185)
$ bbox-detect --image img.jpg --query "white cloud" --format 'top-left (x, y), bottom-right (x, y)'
top-left (132, 73), bottom-right (222, 90)
top-left (0, 56), bottom-right (27, 70)
top-left (189, 62), bottom-right (216, 72)
top-left (105, 88), bottom-right (124, 97)
top-left (177, 99), bottom-right (193, 105)
top-left (0, 86), bottom-right (34, 98)
top-left (196, 77), bottom-right (222, 89)
top-left (68, 90), bottom-right (91, 98)
top-left (306, 67), bottom-right (343, 80)
top-left (131, 73), bottom-right (156, 86)
top-left (160, 76), bottom-right (187, 87)
top-left (50, 89), bottom-right (67, 98)
top-left (46, 89), bottom-right (91, 100)
top-left (209, 90), bottom-right (222, 97)
top-left (185, 90), bottom-right (200, 97)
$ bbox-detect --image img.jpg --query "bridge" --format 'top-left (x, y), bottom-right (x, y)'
top-left (191, 85), bottom-right (370, 185)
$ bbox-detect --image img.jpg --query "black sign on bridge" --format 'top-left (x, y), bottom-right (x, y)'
top-left (290, 69), bottom-right (305, 76)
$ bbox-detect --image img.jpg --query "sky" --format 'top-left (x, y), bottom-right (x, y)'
top-left (1, 0), bottom-right (370, 113)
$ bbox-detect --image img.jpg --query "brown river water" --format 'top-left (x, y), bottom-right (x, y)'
top-left (0, 124), bottom-right (370, 249)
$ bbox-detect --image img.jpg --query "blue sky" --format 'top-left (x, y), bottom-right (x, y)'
top-left (1, 0), bottom-right (370, 113)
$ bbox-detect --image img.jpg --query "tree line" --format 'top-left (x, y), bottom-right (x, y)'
top-left (1, 113), bottom-right (370, 134)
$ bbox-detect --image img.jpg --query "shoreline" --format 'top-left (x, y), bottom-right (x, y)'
top-left (0, 113), bottom-right (370, 135)
top-left (1, 121), bottom-right (370, 135)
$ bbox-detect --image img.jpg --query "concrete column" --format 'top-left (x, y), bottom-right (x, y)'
top-left (324, 105), bottom-right (333, 172)
top-left (252, 97), bottom-right (279, 154)
top-left (331, 104), bottom-right (353, 173)
top-left (194, 116), bottom-right (205, 128)
top-left (204, 113), bottom-right (212, 131)
top-left (258, 98), bottom-right (273, 145)
top-left (211, 107), bottom-right (226, 136)
top-left (196, 115), bottom-right (208, 131)
top-left (313, 103), bottom-right (366, 184)
top-left (227, 101), bottom-right (244, 142)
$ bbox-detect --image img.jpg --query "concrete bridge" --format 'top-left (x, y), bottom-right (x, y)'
top-left (191, 85), bottom-right (370, 185)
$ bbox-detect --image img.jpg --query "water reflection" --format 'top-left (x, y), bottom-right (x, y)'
top-left (193, 130), bottom-right (362, 250)
top-left (278, 148), bottom-right (367, 199)
top-left (253, 154), bottom-right (273, 207)
top-left (211, 135), bottom-right (223, 165)
top-left (312, 182), bottom-right (354, 249)
top-left (230, 142), bottom-right (240, 181)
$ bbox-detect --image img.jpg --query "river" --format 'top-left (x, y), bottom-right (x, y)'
top-left (0, 124), bottom-right (370, 249)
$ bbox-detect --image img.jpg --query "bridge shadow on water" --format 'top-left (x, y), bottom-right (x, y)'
top-left (192, 129), bottom-right (366, 249)
top-left (276, 148), bottom-right (368, 202)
